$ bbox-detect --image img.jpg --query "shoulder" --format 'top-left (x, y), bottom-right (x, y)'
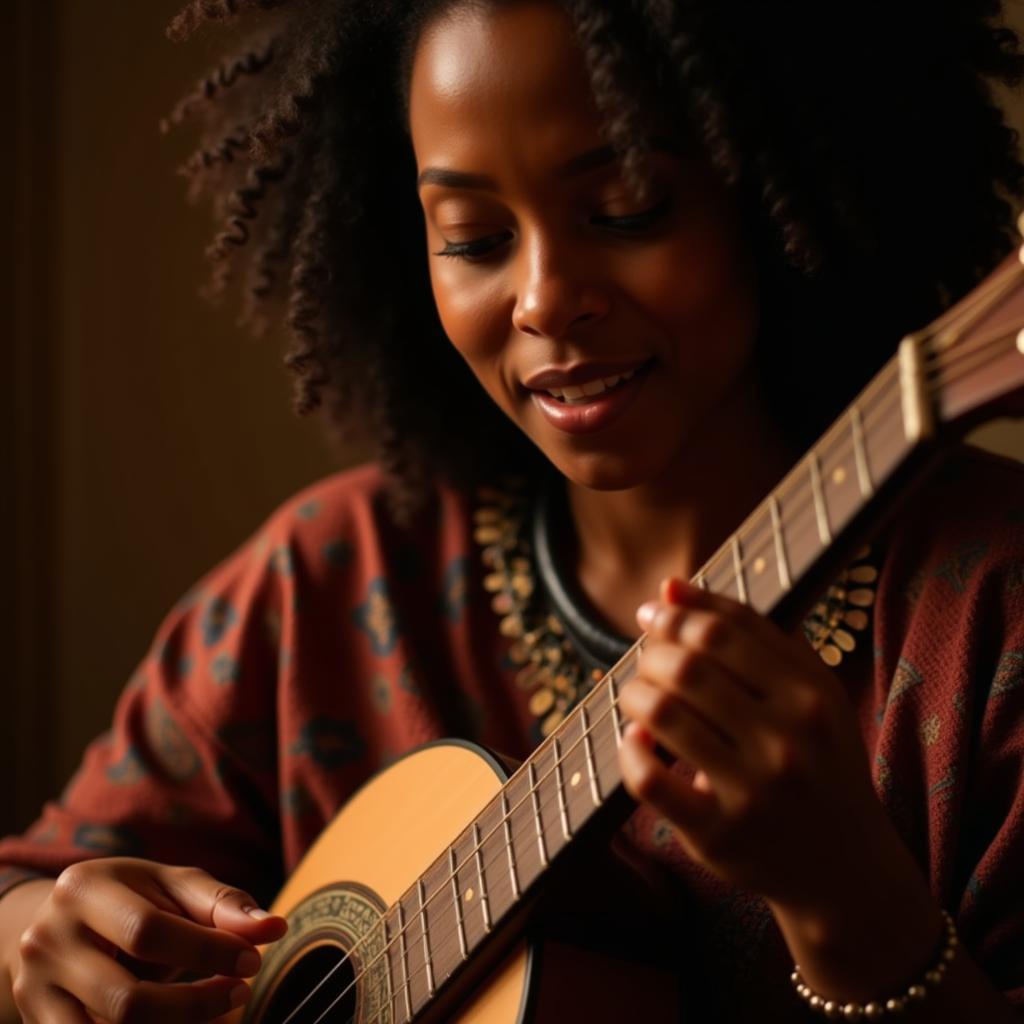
top-left (166, 463), bottom-right (476, 630)
top-left (882, 443), bottom-right (1024, 580)
top-left (874, 443), bottom-right (1024, 666)
top-left (254, 461), bottom-right (471, 562)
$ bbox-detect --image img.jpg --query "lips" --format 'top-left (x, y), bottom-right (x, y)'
top-left (527, 359), bottom-right (653, 435)
top-left (522, 358), bottom-right (652, 392)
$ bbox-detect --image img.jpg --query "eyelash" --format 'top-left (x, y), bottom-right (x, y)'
top-left (434, 196), bottom-right (672, 262)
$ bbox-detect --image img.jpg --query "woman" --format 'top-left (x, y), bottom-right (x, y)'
top-left (1, 0), bottom-right (1023, 1019)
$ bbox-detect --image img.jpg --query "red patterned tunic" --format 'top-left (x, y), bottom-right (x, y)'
top-left (2, 444), bottom-right (1023, 1016)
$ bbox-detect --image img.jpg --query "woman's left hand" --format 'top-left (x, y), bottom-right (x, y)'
top-left (618, 575), bottom-right (901, 914)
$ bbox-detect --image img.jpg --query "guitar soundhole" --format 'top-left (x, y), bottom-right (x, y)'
top-left (257, 941), bottom-right (357, 1024)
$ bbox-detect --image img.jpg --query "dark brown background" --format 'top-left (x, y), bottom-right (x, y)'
top-left (3, 0), bottom-right (1024, 838)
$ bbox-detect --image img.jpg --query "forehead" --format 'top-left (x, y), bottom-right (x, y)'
top-left (408, 2), bottom-right (605, 173)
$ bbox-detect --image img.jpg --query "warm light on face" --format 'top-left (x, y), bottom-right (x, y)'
top-left (409, 0), bottom-right (760, 492)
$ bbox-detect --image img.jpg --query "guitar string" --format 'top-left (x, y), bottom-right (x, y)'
top-left (332, 718), bottom-right (633, 1024)
top-left (277, 321), bottom-right (1023, 1023)
top-left (332, 324), bottom-right (1024, 1024)
top-left (280, 680), bottom-right (636, 1024)
top-left (282, 323), bottom-right (1023, 1024)
top-left (302, 712), bottom-right (630, 1024)
top-left (702, 264), bottom-right (1024, 581)
top-left (690, 325), bottom-right (1021, 595)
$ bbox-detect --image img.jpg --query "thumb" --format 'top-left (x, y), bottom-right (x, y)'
top-left (159, 866), bottom-right (289, 943)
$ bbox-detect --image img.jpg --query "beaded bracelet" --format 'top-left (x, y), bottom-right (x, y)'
top-left (790, 910), bottom-right (958, 1019)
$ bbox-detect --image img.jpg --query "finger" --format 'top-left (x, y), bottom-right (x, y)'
top-left (52, 940), bottom-right (248, 1024)
top-left (619, 675), bottom-right (744, 783)
top-left (638, 640), bottom-right (770, 744)
top-left (640, 590), bottom-right (820, 705)
top-left (159, 867), bottom-right (288, 944)
top-left (52, 868), bottom-right (263, 978)
top-left (673, 608), bottom-right (835, 725)
top-left (20, 988), bottom-right (94, 1024)
top-left (619, 722), bottom-right (717, 832)
top-left (644, 577), bottom-right (799, 665)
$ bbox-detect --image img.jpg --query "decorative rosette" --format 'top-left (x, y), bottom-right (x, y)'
top-left (801, 545), bottom-right (877, 667)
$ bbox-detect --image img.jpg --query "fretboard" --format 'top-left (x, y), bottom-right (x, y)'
top-left (376, 356), bottom-right (928, 1024)
top-left (377, 246), bottom-right (1024, 1022)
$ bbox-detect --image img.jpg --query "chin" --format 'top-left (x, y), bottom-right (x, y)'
top-left (545, 447), bottom-right (665, 492)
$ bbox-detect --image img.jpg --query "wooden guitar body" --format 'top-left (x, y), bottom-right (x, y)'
top-left (224, 742), bottom-right (679, 1024)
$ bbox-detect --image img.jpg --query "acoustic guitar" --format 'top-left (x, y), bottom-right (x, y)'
top-left (222, 243), bottom-right (1024, 1023)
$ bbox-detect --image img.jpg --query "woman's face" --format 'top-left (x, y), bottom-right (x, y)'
top-left (409, 0), bottom-right (760, 491)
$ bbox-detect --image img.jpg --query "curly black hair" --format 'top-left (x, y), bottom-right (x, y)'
top-left (164, 0), bottom-right (1024, 517)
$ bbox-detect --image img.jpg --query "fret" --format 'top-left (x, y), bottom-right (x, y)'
top-left (551, 735), bottom-right (572, 841)
top-left (809, 451), bottom-right (831, 545)
top-left (450, 829), bottom-right (483, 952)
top-left (775, 465), bottom-right (825, 589)
top-left (581, 678), bottom-right (624, 798)
top-left (400, 889), bottom-right (429, 1014)
top-left (694, 571), bottom-right (708, 589)
top-left (472, 795), bottom-right (512, 929)
top-left (607, 674), bottom-right (623, 747)
top-left (423, 855), bottom-right (462, 987)
top-left (580, 703), bottom-right (602, 807)
top-left (552, 712), bottom-right (591, 835)
top-left (527, 760), bottom-right (549, 867)
top-left (500, 789), bottom-right (521, 901)
top-left (769, 495), bottom-right (791, 592)
top-left (417, 878), bottom-right (435, 998)
top-left (472, 822), bottom-right (492, 934)
top-left (850, 404), bottom-right (873, 497)
top-left (392, 903), bottom-right (413, 1024)
top-left (505, 766), bottom-right (544, 892)
top-left (730, 533), bottom-right (748, 604)
top-left (448, 846), bottom-right (468, 962)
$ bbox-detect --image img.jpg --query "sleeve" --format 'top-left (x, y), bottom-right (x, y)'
top-left (955, 542), bottom-right (1024, 1006)
top-left (871, 452), bottom-right (1024, 1008)
top-left (0, 525), bottom-right (289, 908)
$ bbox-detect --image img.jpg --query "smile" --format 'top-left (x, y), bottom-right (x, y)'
top-left (528, 360), bottom-right (653, 435)
top-left (543, 368), bottom-right (637, 404)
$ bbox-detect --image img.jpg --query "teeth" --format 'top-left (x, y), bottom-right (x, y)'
top-left (545, 368), bottom-right (637, 404)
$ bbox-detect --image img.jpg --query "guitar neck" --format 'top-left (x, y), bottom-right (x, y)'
top-left (385, 247), bottom-right (1024, 1021)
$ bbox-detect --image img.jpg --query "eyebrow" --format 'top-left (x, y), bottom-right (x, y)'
top-left (416, 143), bottom-right (622, 192)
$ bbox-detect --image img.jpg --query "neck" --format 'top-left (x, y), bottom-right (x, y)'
top-left (566, 377), bottom-right (799, 629)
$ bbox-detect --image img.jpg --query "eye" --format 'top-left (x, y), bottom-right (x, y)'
top-left (434, 232), bottom-right (512, 262)
top-left (592, 196), bottom-right (672, 233)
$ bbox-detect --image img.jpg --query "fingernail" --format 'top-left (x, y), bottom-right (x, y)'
top-left (229, 983), bottom-right (250, 1009)
top-left (236, 950), bottom-right (261, 976)
top-left (242, 905), bottom-right (274, 921)
top-left (636, 601), bottom-right (658, 628)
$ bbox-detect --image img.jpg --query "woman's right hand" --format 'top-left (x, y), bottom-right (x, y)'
top-left (7, 857), bottom-right (288, 1023)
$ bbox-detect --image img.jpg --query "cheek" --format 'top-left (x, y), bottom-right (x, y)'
top-left (428, 260), bottom-right (514, 399)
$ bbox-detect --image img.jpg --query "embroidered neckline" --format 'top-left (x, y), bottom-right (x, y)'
top-left (474, 480), bottom-right (877, 736)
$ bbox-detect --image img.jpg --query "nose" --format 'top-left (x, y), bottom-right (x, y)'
top-left (510, 235), bottom-right (611, 339)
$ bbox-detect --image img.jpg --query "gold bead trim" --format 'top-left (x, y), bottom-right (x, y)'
top-left (476, 485), bottom-right (878, 735)
top-left (791, 910), bottom-right (958, 1018)
top-left (476, 484), bottom-right (591, 737)
top-left (802, 545), bottom-right (877, 667)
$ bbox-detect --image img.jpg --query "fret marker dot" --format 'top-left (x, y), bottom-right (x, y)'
top-left (464, 887), bottom-right (474, 902)
top-left (1017, 329), bottom-right (1024, 355)
top-left (570, 771), bottom-right (581, 787)
top-left (753, 557), bottom-right (766, 575)
top-left (832, 466), bottom-right (846, 485)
